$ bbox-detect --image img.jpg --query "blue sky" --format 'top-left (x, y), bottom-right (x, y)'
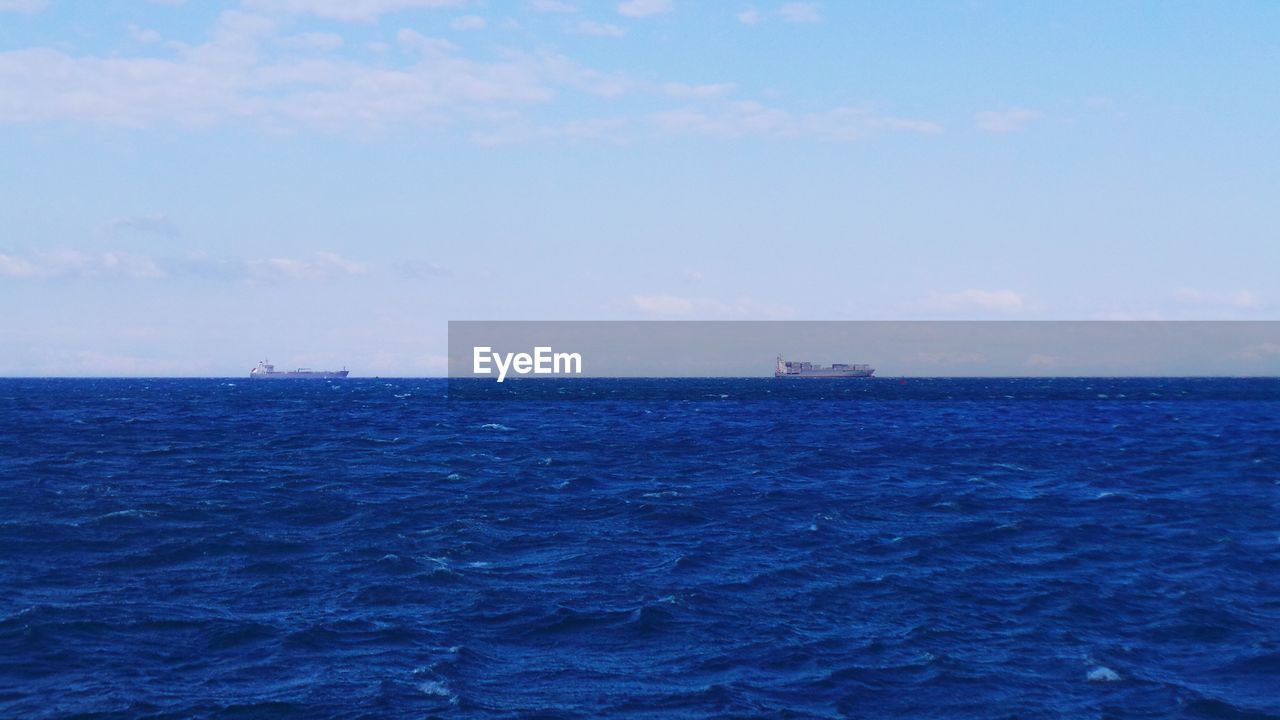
top-left (1, 0), bottom-right (1277, 375)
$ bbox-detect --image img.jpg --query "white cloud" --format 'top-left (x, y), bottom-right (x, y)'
top-left (0, 7), bottom-right (942, 146)
top-left (1175, 288), bottom-right (1261, 309)
top-left (926, 289), bottom-right (1026, 313)
top-left (247, 252), bottom-right (369, 281)
top-left (529, 0), bottom-right (575, 12)
top-left (0, 253), bottom-right (41, 277)
top-left (451, 15), bottom-right (487, 30)
top-left (243, 0), bottom-right (464, 23)
top-left (107, 214), bottom-right (181, 239)
top-left (278, 31), bottom-right (345, 50)
top-left (0, 0), bottom-right (46, 14)
top-left (650, 101), bottom-right (941, 140)
top-left (663, 82), bottom-right (735, 99)
top-left (975, 107), bottom-right (1043, 133)
top-left (1086, 310), bottom-right (1166, 321)
top-left (631, 294), bottom-right (694, 316)
top-left (0, 248), bottom-right (379, 283)
top-left (129, 25), bottom-right (164, 44)
top-left (630, 294), bottom-right (793, 318)
top-left (778, 2), bottom-right (820, 23)
top-left (393, 28), bottom-right (457, 53)
top-left (397, 260), bottom-right (454, 278)
top-left (573, 19), bottom-right (626, 37)
top-left (736, 9), bottom-right (761, 24)
top-left (0, 13), bottom-right (634, 133)
top-left (0, 250), bottom-right (167, 279)
top-left (469, 115), bottom-right (629, 145)
top-left (617, 0), bottom-right (671, 18)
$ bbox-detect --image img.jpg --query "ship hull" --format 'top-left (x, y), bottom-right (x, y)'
top-left (775, 370), bottom-right (875, 378)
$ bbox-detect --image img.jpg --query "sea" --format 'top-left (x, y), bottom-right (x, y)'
top-left (1, 378), bottom-right (1277, 719)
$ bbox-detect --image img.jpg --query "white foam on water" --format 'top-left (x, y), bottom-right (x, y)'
top-left (416, 679), bottom-right (458, 704)
top-left (95, 509), bottom-right (151, 521)
top-left (1087, 666), bottom-right (1121, 682)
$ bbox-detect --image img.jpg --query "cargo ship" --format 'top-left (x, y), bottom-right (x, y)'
top-left (774, 355), bottom-right (874, 378)
top-left (249, 360), bottom-right (349, 379)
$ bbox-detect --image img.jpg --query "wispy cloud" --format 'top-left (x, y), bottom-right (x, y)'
top-left (630, 294), bottom-right (792, 318)
top-left (243, 0), bottom-right (464, 23)
top-left (450, 14), bottom-right (487, 30)
top-left (573, 19), bottom-right (626, 37)
top-left (246, 252), bottom-right (370, 281)
top-left (631, 294), bottom-right (694, 316)
top-left (650, 101), bottom-right (941, 140)
top-left (778, 2), bottom-right (821, 23)
top-left (128, 24), bottom-right (164, 44)
top-left (0, 0), bottom-right (46, 14)
top-left (396, 260), bottom-right (454, 279)
top-left (468, 115), bottom-right (629, 145)
top-left (106, 214), bottom-right (181, 239)
top-left (924, 289), bottom-right (1027, 314)
top-left (975, 107), bottom-right (1043, 133)
top-left (1175, 288), bottom-right (1261, 310)
top-left (0, 250), bottom-right (167, 279)
top-left (662, 82), bottom-right (735, 99)
top-left (0, 249), bottom-right (374, 283)
top-left (0, 12), bottom-right (620, 133)
top-left (0, 7), bottom-right (945, 147)
top-left (529, 0), bottom-right (575, 12)
top-left (736, 9), bottom-right (761, 25)
top-left (617, 0), bottom-right (671, 18)
top-left (278, 31), bottom-right (345, 50)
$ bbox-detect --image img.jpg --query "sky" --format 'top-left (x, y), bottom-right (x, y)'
top-left (1, 0), bottom-right (1278, 376)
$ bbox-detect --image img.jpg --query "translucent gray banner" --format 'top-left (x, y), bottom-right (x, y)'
top-left (447, 321), bottom-right (1280, 400)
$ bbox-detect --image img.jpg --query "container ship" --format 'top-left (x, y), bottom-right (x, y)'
top-left (774, 355), bottom-right (874, 378)
top-left (250, 360), bottom-right (349, 379)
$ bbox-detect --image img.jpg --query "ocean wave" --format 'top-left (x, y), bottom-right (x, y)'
top-left (2, 377), bottom-right (1278, 718)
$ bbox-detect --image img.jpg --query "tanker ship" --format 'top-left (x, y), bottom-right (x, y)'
top-left (250, 360), bottom-right (349, 379)
top-left (774, 355), bottom-right (874, 378)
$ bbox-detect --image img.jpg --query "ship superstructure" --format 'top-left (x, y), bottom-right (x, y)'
top-left (774, 355), bottom-right (874, 378)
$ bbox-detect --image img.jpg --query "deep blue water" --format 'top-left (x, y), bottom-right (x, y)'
top-left (1, 378), bottom-right (1278, 719)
